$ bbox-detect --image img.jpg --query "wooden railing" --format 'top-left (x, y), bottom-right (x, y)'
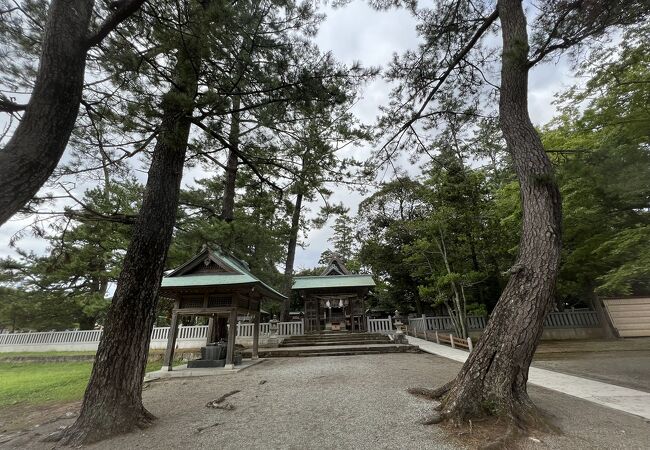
top-left (409, 328), bottom-right (473, 352)
top-left (0, 320), bottom-right (304, 352)
top-left (409, 315), bottom-right (486, 332)
top-left (367, 316), bottom-right (393, 334)
top-left (278, 321), bottom-right (304, 336)
top-left (409, 310), bottom-right (600, 333)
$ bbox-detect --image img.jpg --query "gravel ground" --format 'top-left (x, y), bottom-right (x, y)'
top-left (3, 353), bottom-right (650, 450)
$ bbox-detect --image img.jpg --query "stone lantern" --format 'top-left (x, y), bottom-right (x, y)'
top-left (268, 315), bottom-right (280, 348)
top-left (393, 310), bottom-right (408, 344)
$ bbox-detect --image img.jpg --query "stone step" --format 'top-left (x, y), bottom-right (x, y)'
top-left (296, 351), bottom-right (383, 357)
top-left (282, 334), bottom-right (387, 341)
top-left (280, 339), bottom-right (391, 347)
top-left (242, 343), bottom-right (419, 358)
top-left (282, 336), bottom-right (391, 342)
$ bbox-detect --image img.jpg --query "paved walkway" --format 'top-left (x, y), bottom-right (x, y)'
top-left (407, 336), bottom-right (650, 420)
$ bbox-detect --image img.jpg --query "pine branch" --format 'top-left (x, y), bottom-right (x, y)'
top-left (85, 0), bottom-right (147, 49)
top-left (0, 95), bottom-right (26, 112)
top-left (379, 8), bottom-right (499, 157)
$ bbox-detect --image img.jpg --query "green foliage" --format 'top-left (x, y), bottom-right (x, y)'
top-left (0, 181), bottom-right (140, 330)
top-left (540, 27), bottom-right (650, 300)
top-left (171, 174), bottom-right (290, 289)
top-left (357, 178), bottom-right (426, 313)
top-left (358, 123), bottom-right (512, 317)
top-left (327, 210), bottom-right (357, 263)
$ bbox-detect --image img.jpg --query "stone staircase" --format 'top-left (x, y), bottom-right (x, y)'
top-left (242, 331), bottom-right (419, 358)
top-left (280, 332), bottom-right (392, 347)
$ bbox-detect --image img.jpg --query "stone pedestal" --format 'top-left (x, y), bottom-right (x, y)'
top-left (393, 317), bottom-right (408, 344)
top-left (268, 316), bottom-right (280, 348)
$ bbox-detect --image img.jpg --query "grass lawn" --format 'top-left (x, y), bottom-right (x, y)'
top-left (0, 351), bottom-right (97, 360)
top-left (0, 359), bottom-right (167, 409)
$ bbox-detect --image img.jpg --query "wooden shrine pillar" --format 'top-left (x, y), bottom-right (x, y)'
top-left (163, 311), bottom-right (180, 371)
top-left (225, 309), bottom-right (237, 369)
top-left (207, 315), bottom-right (217, 345)
top-left (252, 310), bottom-right (260, 359)
top-left (215, 316), bottom-right (228, 341)
top-left (359, 292), bottom-right (366, 332)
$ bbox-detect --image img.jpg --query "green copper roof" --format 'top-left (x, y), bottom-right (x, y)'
top-left (160, 247), bottom-right (286, 300)
top-left (292, 274), bottom-right (375, 290)
top-left (162, 274), bottom-right (254, 287)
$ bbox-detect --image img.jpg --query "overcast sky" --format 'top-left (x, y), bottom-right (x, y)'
top-left (0, 0), bottom-right (576, 271)
top-left (292, 0), bottom-right (574, 269)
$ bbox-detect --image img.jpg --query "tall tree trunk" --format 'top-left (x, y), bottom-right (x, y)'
top-left (59, 16), bottom-right (202, 446)
top-left (0, 0), bottom-right (144, 226)
top-left (280, 192), bottom-right (303, 321)
top-left (0, 0), bottom-right (92, 225)
top-left (413, 0), bottom-right (562, 436)
top-left (414, 290), bottom-right (423, 316)
top-left (436, 230), bottom-right (468, 338)
top-left (221, 95), bottom-right (241, 222)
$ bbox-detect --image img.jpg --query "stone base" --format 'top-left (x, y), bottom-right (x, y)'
top-left (187, 359), bottom-right (226, 368)
top-left (144, 359), bottom-right (265, 382)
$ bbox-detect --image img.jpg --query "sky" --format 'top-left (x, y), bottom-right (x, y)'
top-left (292, 1), bottom-right (574, 269)
top-left (0, 0), bottom-right (576, 271)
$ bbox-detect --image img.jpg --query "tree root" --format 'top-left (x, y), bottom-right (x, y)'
top-left (421, 412), bottom-right (445, 425)
top-left (407, 381), bottom-right (451, 400)
top-left (409, 382), bottom-right (556, 449)
top-left (54, 406), bottom-right (156, 446)
top-left (196, 421), bottom-right (222, 433)
top-left (479, 423), bottom-right (520, 450)
top-left (206, 390), bottom-right (240, 408)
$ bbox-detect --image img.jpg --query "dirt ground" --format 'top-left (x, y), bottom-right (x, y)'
top-left (2, 353), bottom-right (650, 450)
top-left (534, 338), bottom-right (650, 392)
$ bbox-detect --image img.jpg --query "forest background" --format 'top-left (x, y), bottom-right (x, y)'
top-left (0, 1), bottom-right (648, 332)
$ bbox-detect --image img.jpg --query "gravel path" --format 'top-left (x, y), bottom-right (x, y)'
top-left (4, 353), bottom-right (650, 449)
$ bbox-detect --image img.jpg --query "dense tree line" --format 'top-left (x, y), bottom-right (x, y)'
top-left (0, 0), bottom-right (648, 445)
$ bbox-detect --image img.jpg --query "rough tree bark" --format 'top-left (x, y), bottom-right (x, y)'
top-left (280, 191), bottom-right (303, 321)
top-left (0, 0), bottom-right (145, 226)
top-left (58, 11), bottom-right (203, 445)
top-left (221, 94), bottom-right (241, 222)
top-left (411, 0), bottom-right (562, 438)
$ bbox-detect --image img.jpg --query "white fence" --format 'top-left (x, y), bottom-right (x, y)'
top-left (0, 320), bottom-right (304, 353)
top-left (367, 316), bottom-right (393, 334)
top-left (409, 310), bottom-right (601, 333)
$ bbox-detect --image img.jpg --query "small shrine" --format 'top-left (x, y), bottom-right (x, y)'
top-left (292, 256), bottom-right (375, 332)
top-left (158, 246), bottom-right (285, 369)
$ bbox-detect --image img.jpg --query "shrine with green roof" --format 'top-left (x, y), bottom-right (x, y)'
top-left (292, 256), bottom-right (375, 332)
top-left (159, 246), bottom-right (285, 370)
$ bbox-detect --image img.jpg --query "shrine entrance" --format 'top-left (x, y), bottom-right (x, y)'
top-left (293, 256), bottom-right (375, 333)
